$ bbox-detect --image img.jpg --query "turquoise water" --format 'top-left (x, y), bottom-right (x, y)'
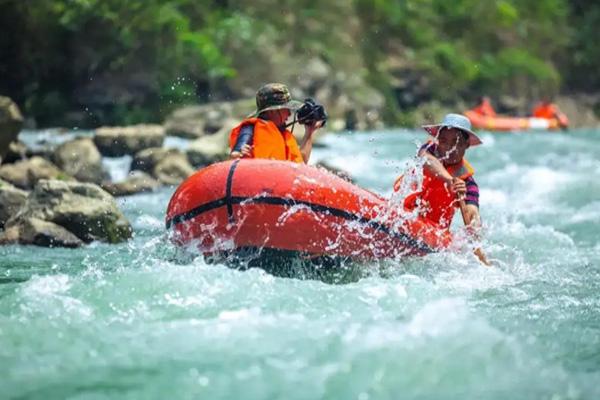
top-left (1, 129), bottom-right (600, 399)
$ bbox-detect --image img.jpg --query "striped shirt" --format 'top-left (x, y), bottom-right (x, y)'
top-left (420, 143), bottom-right (479, 208)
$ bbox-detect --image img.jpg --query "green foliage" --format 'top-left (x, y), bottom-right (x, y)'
top-left (0, 0), bottom-right (598, 126)
top-left (477, 48), bottom-right (560, 97)
top-left (354, 0), bottom-right (571, 101)
top-left (420, 42), bottom-right (479, 97)
top-left (567, 1), bottom-right (600, 91)
top-left (55, 172), bottom-right (70, 181)
top-left (0, 0), bottom-right (237, 126)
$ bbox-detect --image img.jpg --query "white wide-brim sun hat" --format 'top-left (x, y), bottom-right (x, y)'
top-left (422, 113), bottom-right (482, 146)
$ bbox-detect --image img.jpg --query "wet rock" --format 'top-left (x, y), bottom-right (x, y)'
top-left (6, 179), bottom-right (132, 244)
top-left (17, 141), bottom-right (55, 161)
top-left (0, 225), bottom-right (19, 244)
top-left (163, 108), bottom-right (205, 139)
top-left (52, 137), bottom-right (106, 184)
top-left (204, 108), bottom-right (231, 134)
top-left (186, 130), bottom-right (230, 167)
top-left (0, 217), bottom-right (84, 248)
top-left (0, 96), bottom-right (24, 164)
top-left (101, 171), bottom-right (161, 197)
top-left (0, 179), bottom-right (28, 228)
top-left (154, 152), bottom-right (196, 186)
top-left (131, 148), bottom-right (195, 186)
top-left (0, 156), bottom-right (71, 190)
top-left (94, 124), bottom-right (165, 157)
top-left (2, 140), bottom-right (28, 164)
top-left (164, 99), bottom-right (253, 139)
top-left (131, 147), bottom-right (173, 174)
top-left (20, 218), bottom-right (84, 247)
top-left (164, 103), bottom-right (231, 139)
top-left (296, 58), bottom-right (332, 93)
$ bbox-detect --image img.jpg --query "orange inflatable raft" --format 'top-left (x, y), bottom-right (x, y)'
top-left (465, 110), bottom-right (566, 131)
top-left (165, 159), bottom-right (452, 260)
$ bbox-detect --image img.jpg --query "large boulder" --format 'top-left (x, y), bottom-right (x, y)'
top-left (94, 124), bottom-right (165, 157)
top-left (0, 217), bottom-right (84, 248)
top-left (0, 179), bottom-right (28, 228)
top-left (203, 108), bottom-right (232, 135)
top-left (52, 137), bottom-right (106, 184)
top-left (154, 154), bottom-right (196, 186)
top-left (163, 107), bottom-right (205, 139)
top-left (102, 171), bottom-right (161, 197)
top-left (2, 140), bottom-right (28, 164)
top-left (131, 147), bottom-right (174, 174)
top-left (163, 99), bottom-right (253, 139)
top-left (0, 96), bottom-right (24, 164)
top-left (296, 58), bottom-right (332, 94)
top-left (11, 140), bottom-right (54, 161)
top-left (131, 148), bottom-right (195, 185)
top-left (186, 128), bottom-right (230, 167)
top-left (5, 179), bottom-right (132, 245)
top-left (0, 156), bottom-right (71, 190)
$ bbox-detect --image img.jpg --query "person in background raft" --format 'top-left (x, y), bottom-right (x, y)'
top-left (229, 83), bottom-right (322, 163)
top-left (470, 96), bottom-right (496, 117)
top-left (532, 97), bottom-right (569, 129)
top-left (393, 114), bottom-right (490, 265)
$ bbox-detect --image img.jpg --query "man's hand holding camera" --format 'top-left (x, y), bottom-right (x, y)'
top-left (296, 98), bottom-right (327, 128)
top-left (303, 119), bottom-right (324, 137)
top-left (297, 97), bottom-right (327, 136)
top-left (295, 98), bottom-right (327, 162)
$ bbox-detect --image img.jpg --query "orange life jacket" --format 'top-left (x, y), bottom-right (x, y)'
top-left (532, 103), bottom-right (569, 127)
top-left (394, 157), bottom-right (475, 229)
top-left (229, 118), bottom-right (304, 163)
top-left (532, 103), bottom-right (558, 119)
top-left (471, 99), bottom-right (496, 117)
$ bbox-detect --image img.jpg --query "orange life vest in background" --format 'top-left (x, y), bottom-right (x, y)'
top-left (532, 102), bottom-right (569, 127)
top-left (471, 98), bottom-right (496, 117)
top-left (229, 118), bottom-right (304, 163)
top-left (532, 103), bottom-right (558, 119)
top-left (394, 158), bottom-right (475, 229)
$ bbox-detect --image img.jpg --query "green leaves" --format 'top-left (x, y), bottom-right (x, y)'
top-left (478, 48), bottom-right (560, 96)
top-left (2, 0), bottom-right (598, 127)
top-left (354, 0), bottom-right (572, 98)
top-left (495, 1), bottom-right (519, 27)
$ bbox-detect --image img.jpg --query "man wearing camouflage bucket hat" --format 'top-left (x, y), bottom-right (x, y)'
top-left (229, 83), bottom-right (322, 163)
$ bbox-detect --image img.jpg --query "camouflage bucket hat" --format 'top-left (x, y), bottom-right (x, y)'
top-left (251, 83), bottom-right (303, 117)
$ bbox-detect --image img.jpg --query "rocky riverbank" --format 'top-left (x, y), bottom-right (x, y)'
top-left (0, 97), bottom-right (231, 248)
top-left (1, 88), bottom-right (599, 248)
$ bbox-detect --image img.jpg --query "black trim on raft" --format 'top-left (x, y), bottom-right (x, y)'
top-left (165, 198), bottom-right (227, 229)
top-left (225, 159), bottom-right (240, 222)
top-left (166, 195), bottom-right (435, 255)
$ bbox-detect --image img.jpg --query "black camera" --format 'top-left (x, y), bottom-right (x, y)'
top-left (296, 98), bottom-right (328, 127)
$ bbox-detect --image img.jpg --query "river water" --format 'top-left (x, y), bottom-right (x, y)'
top-left (1, 128), bottom-right (599, 399)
